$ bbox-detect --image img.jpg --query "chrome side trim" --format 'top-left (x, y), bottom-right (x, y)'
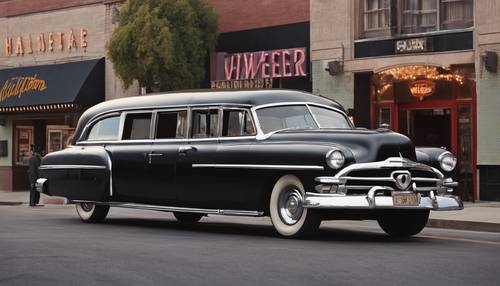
top-left (72, 201), bottom-right (264, 217)
top-left (39, 165), bottom-right (107, 170)
top-left (192, 164), bottom-right (324, 171)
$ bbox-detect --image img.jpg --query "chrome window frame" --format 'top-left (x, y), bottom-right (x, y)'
top-left (220, 106), bottom-right (257, 138)
top-left (120, 110), bottom-right (155, 141)
top-left (76, 102), bottom-right (350, 145)
top-left (81, 112), bottom-right (122, 142)
top-left (152, 107), bottom-right (189, 141)
top-left (251, 102), bottom-right (353, 140)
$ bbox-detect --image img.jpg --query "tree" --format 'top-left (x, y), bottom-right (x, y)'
top-left (107, 0), bottom-right (218, 92)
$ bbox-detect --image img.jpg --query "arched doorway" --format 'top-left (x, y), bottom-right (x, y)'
top-left (371, 64), bottom-right (476, 201)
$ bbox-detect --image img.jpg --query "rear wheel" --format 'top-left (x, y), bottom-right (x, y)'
top-left (269, 175), bottom-right (321, 238)
top-left (377, 210), bottom-right (429, 237)
top-left (75, 202), bottom-right (110, 223)
top-left (173, 212), bottom-right (204, 223)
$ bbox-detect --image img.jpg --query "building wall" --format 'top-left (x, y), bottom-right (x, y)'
top-left (0, 0), bottom-right (102, 17)
top-left (475, 0), bottom-right (500, 165)
top-left (209, 0), bottom-right (309, 33)
top-left (0, 118), bottom-right (12, 167)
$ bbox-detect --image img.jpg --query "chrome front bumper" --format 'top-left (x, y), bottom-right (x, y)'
top-left (304, 187), bottom-right (463, 210)
top-left (306, 157), bottom-right (463, 211)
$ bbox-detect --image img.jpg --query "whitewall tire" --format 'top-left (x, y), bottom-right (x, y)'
top-left (75, 202), bottom-right (110, 223)
top-left (269, 175), bottom-right (321, 238)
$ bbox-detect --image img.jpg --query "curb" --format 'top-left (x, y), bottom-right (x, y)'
top-left (0, 201), bottom-right (23, 206)
top-left (428, 219), bottom-right (500, 233)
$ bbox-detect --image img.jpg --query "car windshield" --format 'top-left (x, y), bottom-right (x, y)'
top-left (256, 104), bottom-right (352, 134)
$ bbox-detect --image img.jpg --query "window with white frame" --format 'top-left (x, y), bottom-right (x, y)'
top-left (364, 0), bottom-right (392, 31)
top-left (361, 0), bottom-right (473, 38)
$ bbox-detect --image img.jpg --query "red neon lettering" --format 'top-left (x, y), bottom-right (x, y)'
top-left (282, 50), bottom-right (292, 77)
top-left (294, 49), bottom-right (306, 76)
top-left (224, 55), bottom-right (235, 80)
top-left (261, 52), bottom-right (270, 79)
top-left (271, 51), bottom-right (281, 78)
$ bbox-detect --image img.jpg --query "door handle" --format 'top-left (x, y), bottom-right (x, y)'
top-left (147, 153), bottom-right (163, 164)
top-left (178, 146), bottom-right (197, 155)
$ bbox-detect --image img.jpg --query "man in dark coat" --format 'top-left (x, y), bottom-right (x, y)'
top-left (28, 144), bottom-right (42, 207)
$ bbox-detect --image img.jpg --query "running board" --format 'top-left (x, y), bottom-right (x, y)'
top-left (73, 201), bottom-right (264, 217)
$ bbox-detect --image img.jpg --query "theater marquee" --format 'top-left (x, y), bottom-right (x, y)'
top-left (211, 47), bottom-right (307, 89)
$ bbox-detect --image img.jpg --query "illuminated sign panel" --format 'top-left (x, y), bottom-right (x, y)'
top-left (409, 80), bottom-right (436, 98)
top-left (0, 75), bottom-right (47, 102)
top-left (395, 38), bottom-right (432, 54)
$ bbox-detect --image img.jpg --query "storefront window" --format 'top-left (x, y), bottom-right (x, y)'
top-left (47, 126), bottom-right (75, 153)
top-left (15, 126), bottom-right (33, 166)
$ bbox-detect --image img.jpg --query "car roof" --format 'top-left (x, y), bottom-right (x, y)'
top-left (74, 89), bottom-right (345, 142)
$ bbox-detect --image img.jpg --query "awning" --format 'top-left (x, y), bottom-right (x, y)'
top-left (0, 58), bottom-right (104, 112)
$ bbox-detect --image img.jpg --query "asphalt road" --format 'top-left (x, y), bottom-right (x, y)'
top-left (1, 205), bottom-right (499, 286)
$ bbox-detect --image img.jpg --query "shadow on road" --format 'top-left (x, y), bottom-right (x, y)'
top-left (58, 216), bottom-right (431, 244)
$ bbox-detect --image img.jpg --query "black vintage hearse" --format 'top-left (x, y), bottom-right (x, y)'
top-left (36, 90), bottom-right (462, 237)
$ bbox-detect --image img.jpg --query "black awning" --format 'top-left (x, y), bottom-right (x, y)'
top-left (0, 58), bottom-right (104, 110)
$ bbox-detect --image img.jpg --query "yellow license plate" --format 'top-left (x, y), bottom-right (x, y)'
top-left (392, 192), bottom-right (419, 206)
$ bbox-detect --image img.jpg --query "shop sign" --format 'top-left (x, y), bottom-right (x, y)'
top-left (211, 78), bottom-right (273, 89)
top-left (211, 47), bottom-right (307, 83)
top-left (395, 37), bottom-right (432, 54)
top-left (0, 75), bottom-right (47, 102)
top-left (4, 28), bottom-right (88, 56)
top-left (409, 80), bottom-right (435, 98)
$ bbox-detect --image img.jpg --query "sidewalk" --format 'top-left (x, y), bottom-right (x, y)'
top-left (0, 191), bottom-right (66, 206)
top-left (1, 190), bottom-right (499, 232)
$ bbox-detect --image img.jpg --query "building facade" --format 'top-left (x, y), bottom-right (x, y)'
top-left (311, 0), bottom-right (500, 201)
top-left (0, 0), bottom-right (138, 191)
top-left (208, 0), bottom-right (311, 91)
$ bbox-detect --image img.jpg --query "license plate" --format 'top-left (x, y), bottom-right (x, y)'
top-left (392, 192), bottom-right (419, 206)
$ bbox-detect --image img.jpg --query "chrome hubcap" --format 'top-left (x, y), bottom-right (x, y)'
top-left (278, 188), bottom-right (304, 225)
top-left (80, 202), bottom-right (94, 212)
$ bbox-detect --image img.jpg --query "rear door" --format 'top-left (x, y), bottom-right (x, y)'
top-left (109, 111), bottom-right (154, 203)
top-left (148, 108), bottom-right (189, 204)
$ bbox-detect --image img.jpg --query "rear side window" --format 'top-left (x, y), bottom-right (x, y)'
top-left (191, 109), bottom-right (219, 138)
top-left (156, 110), bottom-right (188, 139)
top-left (122, 113), bottom-right (152, 140)
top-left (87, 116), bottom-right (120, 141)
top-left (222, 110), bottom-right (256, 137)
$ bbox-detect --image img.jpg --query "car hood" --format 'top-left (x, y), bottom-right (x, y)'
top-left (265, 128), bottom-right (416, 163)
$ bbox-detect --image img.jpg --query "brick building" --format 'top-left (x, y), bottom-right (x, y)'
top-left (311, 0), bottom-right (500, 201)
top-left (0, 0), bottom-right (138, 191)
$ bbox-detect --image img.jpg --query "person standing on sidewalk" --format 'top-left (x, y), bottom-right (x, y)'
top-left (28, 144), bottom-right (42, 207)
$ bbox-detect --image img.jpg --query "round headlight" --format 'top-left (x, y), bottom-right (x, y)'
top-left (326, 149), bottom-right (345, 169)
top-left (439, 152), bottom-right (457, 172)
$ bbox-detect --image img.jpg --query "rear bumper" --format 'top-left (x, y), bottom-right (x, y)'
top-left (304, 187), bottom-right (463, 211)
top-left (35, 178), bottom-right (48, 194)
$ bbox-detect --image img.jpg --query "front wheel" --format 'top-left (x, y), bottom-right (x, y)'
top-left (75, 202), bottom-right (110, 223)
top-left (377, 210), bottom-right (429, 237)
top-left (269, 175), bottom-right (321, 238)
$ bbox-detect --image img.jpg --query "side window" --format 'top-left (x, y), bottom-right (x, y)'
top-left (191, 109), bottom-right (219, 138)
top-left (156, 110), bottom-right (188, 139)
top-left (122, 113), bottom-right (152, 140)
top-left (87, 116), bottom-right (120, 141)
top-left (222, 109), bottom-right (256, 137)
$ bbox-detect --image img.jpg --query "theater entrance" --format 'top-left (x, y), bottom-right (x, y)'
top-left (371, 65), bottom-right (476, 201)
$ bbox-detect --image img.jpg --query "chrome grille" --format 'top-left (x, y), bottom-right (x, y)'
top-left (342, 168), bottom-right (440, 194)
